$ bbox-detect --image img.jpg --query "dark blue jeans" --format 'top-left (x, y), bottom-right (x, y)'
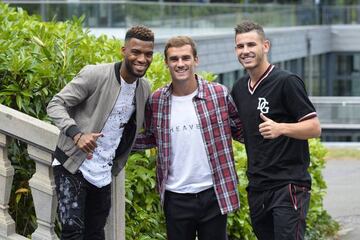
top-left (248, 184), bottom-right (310, 240)
top-left (164, 187), bottom-right (228, 240)
top-left (53, 165), bottom-right (111, 240)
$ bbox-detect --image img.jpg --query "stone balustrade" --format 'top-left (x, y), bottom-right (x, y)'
top-left (0, 104), bottom-right (124, 240)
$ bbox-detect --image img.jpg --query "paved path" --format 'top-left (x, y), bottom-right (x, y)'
top-left (323, 159), bottom-right (360, 240)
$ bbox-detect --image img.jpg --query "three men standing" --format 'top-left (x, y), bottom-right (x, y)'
top-left (47, 20), bottom-right (321, 240)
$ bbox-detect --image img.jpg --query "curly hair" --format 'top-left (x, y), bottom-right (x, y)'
top-left (234, 21), bottom-right (266, 40)
top-left (125, 25), bottom-right (154, 42)
top-left (164, 36), bottom-right (197, 60)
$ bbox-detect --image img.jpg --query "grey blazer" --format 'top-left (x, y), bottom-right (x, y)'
top-left (47, 62), bottom-right (151, 175)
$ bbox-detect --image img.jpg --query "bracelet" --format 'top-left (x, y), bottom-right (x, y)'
top-left (75, 133), bottom-right (83, 145)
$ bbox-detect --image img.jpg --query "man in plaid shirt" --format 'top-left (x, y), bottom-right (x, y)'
top-left (135, 36), bottom-right (243, 240)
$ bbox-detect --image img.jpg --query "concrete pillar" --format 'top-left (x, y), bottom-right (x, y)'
top-left (0, 133), bottom-right (16, 238)
top-left (105, 170), bottom-right (125, 240)
top-left (27, 145), bottom-right (58, 240)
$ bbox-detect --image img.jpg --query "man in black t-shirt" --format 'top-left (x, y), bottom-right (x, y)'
top-left (231, 21), bottom-right (321, 240)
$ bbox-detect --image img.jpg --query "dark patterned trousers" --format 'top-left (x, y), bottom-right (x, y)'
top-left (53, 165), bottom-right (111, 240)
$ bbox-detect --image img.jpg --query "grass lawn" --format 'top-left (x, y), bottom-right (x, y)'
top-left (325, 147), bottom-right (360, 160)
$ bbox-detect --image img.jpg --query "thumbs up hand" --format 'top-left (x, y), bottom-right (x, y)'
top-left (74, 132), bottom-right (104, 157)
top-left (259, 113), bottom-right (282, 139)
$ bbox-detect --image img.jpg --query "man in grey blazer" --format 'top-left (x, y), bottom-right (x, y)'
top-left (47, 25), bottom-right (154, 240)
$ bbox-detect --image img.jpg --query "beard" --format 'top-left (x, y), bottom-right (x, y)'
top-left (124, 58), bottom-right (147, 78)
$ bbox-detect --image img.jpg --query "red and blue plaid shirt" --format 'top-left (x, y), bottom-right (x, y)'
top-left (135, 76), bottom-right (243, 214)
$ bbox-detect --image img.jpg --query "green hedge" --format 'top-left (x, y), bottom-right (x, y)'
top-left (0, 3), bottom-right (338, 239)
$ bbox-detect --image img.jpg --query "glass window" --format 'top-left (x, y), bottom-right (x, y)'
top-left (333, 78), bottom-right (352, 96)
top-left (332, 52), bottom-right (360, 96)
top-left (353, 54), bottom-right (360, 72)
top-left (336, 55), bottom-right (352, 75)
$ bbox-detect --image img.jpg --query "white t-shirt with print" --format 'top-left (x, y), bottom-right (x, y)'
top-left (79, 78), bottom-right (136, 188)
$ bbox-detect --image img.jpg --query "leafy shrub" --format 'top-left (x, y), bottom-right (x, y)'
top-left (7, 140), bottom-right (36, 237)
top-left (125, 151), bottom-right (166, 240)
top-left (0, 2), bottom-right (123, 236)
top-left (0, 3), bottom-right (338, 239)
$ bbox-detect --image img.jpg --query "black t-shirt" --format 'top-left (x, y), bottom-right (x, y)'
top-left (231, 66), bottom-right (316, 191)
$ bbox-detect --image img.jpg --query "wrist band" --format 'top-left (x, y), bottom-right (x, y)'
top-left (75, 133), bottom-right (83, 145)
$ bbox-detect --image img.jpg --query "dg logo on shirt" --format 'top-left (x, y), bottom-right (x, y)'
top-left (257, 97), bottom-right (269, 114)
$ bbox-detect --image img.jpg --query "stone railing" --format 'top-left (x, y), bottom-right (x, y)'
top-left (0, 104), bottom-right (124, 240)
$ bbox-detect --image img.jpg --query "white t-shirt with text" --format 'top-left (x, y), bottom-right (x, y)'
top-left (165, 89), bottom-right (213, 193)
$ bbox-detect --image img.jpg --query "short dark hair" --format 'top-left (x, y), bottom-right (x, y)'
top-left (164, 36), bottom-right (197, 60)
top-left (125, 25), bottom-right (154, 42)
top-left (235, 21), bottom-right (266, 40)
